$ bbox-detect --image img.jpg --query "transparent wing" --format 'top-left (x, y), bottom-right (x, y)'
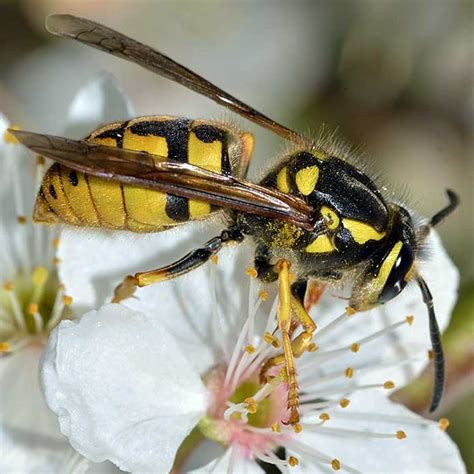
top-left (45, 14), bottom-right (311, 147)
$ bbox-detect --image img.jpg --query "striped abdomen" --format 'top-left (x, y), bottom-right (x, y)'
top-left (34, 116), bottom-right (253, 232)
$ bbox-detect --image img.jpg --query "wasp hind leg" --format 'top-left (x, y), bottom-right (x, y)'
top-left (112, 226), bottom-right (244, 303)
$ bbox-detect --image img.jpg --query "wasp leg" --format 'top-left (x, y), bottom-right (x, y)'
top-left (112, 226), bottom-right (244, 303)
top-left (260, 279), bottom-right (317, 425)
top-left (272, 259), bottom-right (302, 425)
top-left (254, 243), bottom-right (278, 283)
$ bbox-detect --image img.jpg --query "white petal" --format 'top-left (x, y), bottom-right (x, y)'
top-left (0, 345), bottom-right (63, 440)
top-left (58, 222), bottom-right (259, 375)
top-left (58, 222), bottom-right (221, 312)
top-left (292, 391), bottom-right (465, 473)
top-left (0, 428), bottom-right (74, 474)
top-left (189, 447), bottom-right (264, 474)
top-left (40, 304), bottom-right (207, 472)
top-left (64, 73), bottom-right (135, 138)
top-left (302, 230), bottom-right (458, 389)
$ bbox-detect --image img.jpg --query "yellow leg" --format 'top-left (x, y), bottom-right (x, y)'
top-left (273, 259), bottom-right (301, 425)
top-left (260, 285), bottom-right (318, 425)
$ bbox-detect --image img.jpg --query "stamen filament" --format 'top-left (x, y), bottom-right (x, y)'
top-left (313, 311), bottom-right (354, 342)
top-left (7, 288), bottom-right (27, 332)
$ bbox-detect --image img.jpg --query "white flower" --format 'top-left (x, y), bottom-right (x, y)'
top-left (41, 226), bottom-right (464, 473)
top-left (0, 74), bottom-right (134, 473)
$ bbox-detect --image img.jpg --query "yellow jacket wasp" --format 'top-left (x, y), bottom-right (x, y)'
top-left (11, 14), bottom-right (459, 424)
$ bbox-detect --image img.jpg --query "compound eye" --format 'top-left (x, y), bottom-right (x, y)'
top-left (379, 244), bottom-right (415, 303)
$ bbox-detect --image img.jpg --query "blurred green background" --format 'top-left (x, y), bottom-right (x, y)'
top-left (0, 0), bottom-right (472, 469)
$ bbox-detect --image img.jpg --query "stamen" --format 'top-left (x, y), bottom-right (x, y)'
top-left (245, 267), bottom-right (258, 278)
top-left (313, 311), bottom-right (354, 342)
top-left (209, 263), bottom-right (227, 356)
top-left (31, 267), bottom-right (49, 304)
top-left (210, 255), bottom-right (218, 265)
top-left (285, 438), bottom-right (361, 474)
top-left (350, 343), bottom-right (360, 353)
top-left (303, 424), bottom-right (409, 440)
top-left (245, 344), bottom-right (255, 354)
top-left (6, 285), bottom-right (27, 331)
top-left (0, 342), bottom-right (10, 352)
top-left (339, 398), bottom-right (350, 408)
top-left (259, 290), bottom-right (269, 301)
top-left (271, 422), bottom-right (281, 433)
top-left (439, 418), bottom-right (450, 431)
top-left (46, 286), bottom-right (66, 331)
top-left (288, 456), bottom-right (299, 467)
top-left (383, 380), bottom-right (395, 389)
top-left (344, 367), bottom-right (354, 378)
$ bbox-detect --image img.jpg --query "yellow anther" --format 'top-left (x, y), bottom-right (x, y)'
top-left (32, 267), bottom-right (49, 287)
top-left (383, 380), bottom-right (395, 389)
top-left (293, 423), bottom-right (302, 433)
top-left (0, 342), bottom-right (10, 352)
top-left (271, 422), bottom-right (281, 433)
top-left (245, 397), bottom-right (257, 414)
top-left (339, 398), bottom-right (350, 408)
top-left (288, 456), bottom-right (299, 467)
top-left (263, 332), bottom-right (275, 344)
top-left (28, 303), bottom-right (39, 315)
top-left (428, 350), bottom-right (434, 361)
top-left (63, 295), bottom-right (73, 306)
top-left (53, 257), bottom-right (61, 266)
top-left (37, 156), bottom-right (45, 166)
top-left (272, 339), bottom-right (281, 349)
top-left (439, 418), bottom-right (450, 431)
top-left (3, 125), bottom-right (20, 144)
top-left (396, 430), bottom-right (407, 440)
top-left (331, 459), bottom-right (341, 471)
top-left (244, 344), bottom-right (255, 354)
top-left (245, 267), bottom-right (258, 278)
top-left (279, 367), bottom-right (288, 382)
top-left (258, 290), bottom-right (269, 301)
top-left (406, 315), bottom-right (414, 325)
top-left (319, 412), bottom-right (330, 422)
top-left (289, 272), bottom-right (296, 283)
top-left (2, 281), bottom-right (14, 291)
top-left (52, 238), bottom-right (61, 249)
top-left (17, 215), bottom-right (27, 224)
top-left (344, 367), bottom-right (354, 378)
top-left (308, 342), bottom-right (318, 352)
top-left (345, 306), bottom-right (357, 316)
top-left (350, 343), bottom-right (360, 353)
top-left (210, 255), bottom-right (218, 265)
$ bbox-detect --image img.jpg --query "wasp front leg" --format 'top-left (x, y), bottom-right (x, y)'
top-left (260, 277), bottom-right (318, 425)
top-left (112, 226), bottom-right (244, 303)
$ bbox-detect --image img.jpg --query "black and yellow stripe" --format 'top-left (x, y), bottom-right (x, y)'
top-left (34, 116), bottom-right (253, 232)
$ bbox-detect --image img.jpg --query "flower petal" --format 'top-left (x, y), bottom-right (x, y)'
top-left (189, 447), bottom-right (265, 474)
top-left (292, 391), bottom-right (465, 473)
top-left (58, 222), bottom-right (222, 312)
top-left (63, 73), bottom-right (135, 139)
top-left (40, 304), bottom-right (207, 472)
top-left (58, 222), bottom-right (260, 375)
top-left (0, 345), bottom-right (63, 440)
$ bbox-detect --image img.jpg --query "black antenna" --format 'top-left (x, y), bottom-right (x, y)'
top-left (417, 276), bottom-right (444, 412)
top-left (419, 190), bottom-right (459, 239)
